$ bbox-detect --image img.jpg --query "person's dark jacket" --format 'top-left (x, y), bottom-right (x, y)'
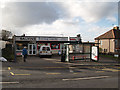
top-left (22, 48), bottom-right (28, 55)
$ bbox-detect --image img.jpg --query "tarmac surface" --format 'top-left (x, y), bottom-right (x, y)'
top-left (1, 55), bottom-right (120, 89)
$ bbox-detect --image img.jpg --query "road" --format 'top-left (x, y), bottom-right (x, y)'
top-left (1, 55), bottom-right (120, 89)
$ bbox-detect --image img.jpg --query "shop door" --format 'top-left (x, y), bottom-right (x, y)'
top-left (28, 44), bottom-right (37, 55)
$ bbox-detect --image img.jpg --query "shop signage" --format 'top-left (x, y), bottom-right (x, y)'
top-left (15, 37), bottom-right (36, 41)
top-left (69, 37), bottom-right (77, 41)
top-left (36, 37), bottom-right (68, 41)
top-left (15, 36), bottom-right (75, 42)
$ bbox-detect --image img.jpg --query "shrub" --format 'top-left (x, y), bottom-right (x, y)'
top-left (99, 48), bottom-right (103, 53)
top-left (2, 44), bottom-right (14, 61)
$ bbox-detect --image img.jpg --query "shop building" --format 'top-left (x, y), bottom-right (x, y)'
top-left (14, 35), bottom-right (78, 56)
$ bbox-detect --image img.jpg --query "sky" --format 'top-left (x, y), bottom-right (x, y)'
top-left (0, 0), bottom-right (119, 41)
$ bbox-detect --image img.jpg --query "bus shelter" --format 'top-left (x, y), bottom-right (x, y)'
top-left (61, 42), bottom-right (99, 62)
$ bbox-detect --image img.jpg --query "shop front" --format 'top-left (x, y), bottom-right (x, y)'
top-left (14, 36), bottom-right (77, 56)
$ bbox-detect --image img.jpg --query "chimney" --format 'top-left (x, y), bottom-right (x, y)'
top-left (77, 34), bottom-right (82, 43)
top-left (113, 26), bottom-right (119, 30)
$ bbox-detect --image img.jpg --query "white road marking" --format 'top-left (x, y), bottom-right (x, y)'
top-left (62, 76), bottom-right (110, 81)
top-left (69, 70), bottom-right (74, 73)
top-left (0, 70), bottom-right (6, 71)
top-left (46, 73), bottom-right (61, 75)
top-left (0, 82), bottom-right (19, 84)
top-left (43, 58), bottom-right (58, 61)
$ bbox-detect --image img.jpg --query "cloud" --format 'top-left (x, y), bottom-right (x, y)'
top-left (118, 1), bottom-right (120, 26)
top-left (106, 16), bottom-right (117, 22)
top-left (11, 19), bottom-right (113, 42)
top-left (60, 2), bottom-right (118, 23)
top-left (12, 19), bottom-right (80, 36)
top-left (2, 2), bottom-right (60, 27)
top-left (2, 2), bottom-right (118, 28)
top-left (1, 1), bottom-right (118, 42)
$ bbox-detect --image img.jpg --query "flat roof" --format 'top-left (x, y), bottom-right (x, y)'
top-left (15, 36), bottom-right (68, 38)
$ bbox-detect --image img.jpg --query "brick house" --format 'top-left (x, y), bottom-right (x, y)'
top-left (95, 26), bottom-right (120, 54)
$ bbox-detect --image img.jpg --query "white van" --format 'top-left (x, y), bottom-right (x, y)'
top-left (39, 45), bottom-right (52, 57)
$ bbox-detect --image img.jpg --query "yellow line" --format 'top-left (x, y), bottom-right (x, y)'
top-left (14, 74), bottom-right (31, 75)
top-left (10, 72), bottom-right (31, 76)
top-left (117, 67), bottom-right (120, 69)
top-left (96, 71), bottom-right (105, 73)
top-left (44, 67), bottom-right (67, 68)
top-left (46, 73), bottom-right (61, 75)
top-left (102, 68), bottom-right (120, 72)
top-left (8, 67), bottom-right (11, 70)
top-left (14, 66), bottom-right (69, 68)
top-left (10, 72), bottom-right (14, 76)
top-left (73, 73), bottom-right (78, 74)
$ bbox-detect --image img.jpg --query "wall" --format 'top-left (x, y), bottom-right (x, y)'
top-left (95, 39), bottom-right (115, 53)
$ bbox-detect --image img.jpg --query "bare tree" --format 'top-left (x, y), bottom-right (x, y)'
top-left (1, 30), bottom-right (12, 41)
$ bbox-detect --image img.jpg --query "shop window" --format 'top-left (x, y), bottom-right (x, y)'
top-left (51, 43), bottom-right (60, 49)
top-left (16, 43), bottom-right (27, 50)
top-left (76, 44), bottom-right (83, 53)
top-left (83, 45), bottom-right (90, 53)
top-left (103, 49), bottom-right (107, 53)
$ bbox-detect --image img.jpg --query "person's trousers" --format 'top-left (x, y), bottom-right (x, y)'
top-left (23, 55), bottom-right (27, 62)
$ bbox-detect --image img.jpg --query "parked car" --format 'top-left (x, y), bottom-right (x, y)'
top-left (39, 46), bottom-right (52, 57)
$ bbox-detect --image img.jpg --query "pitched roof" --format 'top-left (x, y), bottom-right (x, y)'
top-left (95, 29), bottom-right (120, 40)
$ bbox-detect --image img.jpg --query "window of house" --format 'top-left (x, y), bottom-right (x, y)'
top-left (119, 40), bottom-right (120, 48)
top-left (115, 40), bottom-right (118, 48)
top-left (100, 41), bottom-right (102, 46)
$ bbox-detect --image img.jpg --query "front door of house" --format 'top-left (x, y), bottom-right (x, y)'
top-left (28, 44), bottom-right (37, 55)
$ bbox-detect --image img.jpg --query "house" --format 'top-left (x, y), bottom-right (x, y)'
top-left (95, 26), bottom-right (120, 54)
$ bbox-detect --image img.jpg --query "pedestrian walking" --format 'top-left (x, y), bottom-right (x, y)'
top-left (22, 46), bottom-right (28, 62)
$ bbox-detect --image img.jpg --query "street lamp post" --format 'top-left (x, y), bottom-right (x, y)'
top-left (13, 35), bottom-right (16, 62)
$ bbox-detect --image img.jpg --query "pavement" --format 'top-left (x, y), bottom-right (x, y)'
top-left (1, 55), bottom-right (120, 89)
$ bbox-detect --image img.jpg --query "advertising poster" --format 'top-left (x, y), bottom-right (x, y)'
top-left (91, 46), bottom-right (99, 61)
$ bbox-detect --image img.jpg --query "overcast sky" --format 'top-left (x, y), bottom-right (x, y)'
top-left (0, 0), bottom-right (119, 41)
